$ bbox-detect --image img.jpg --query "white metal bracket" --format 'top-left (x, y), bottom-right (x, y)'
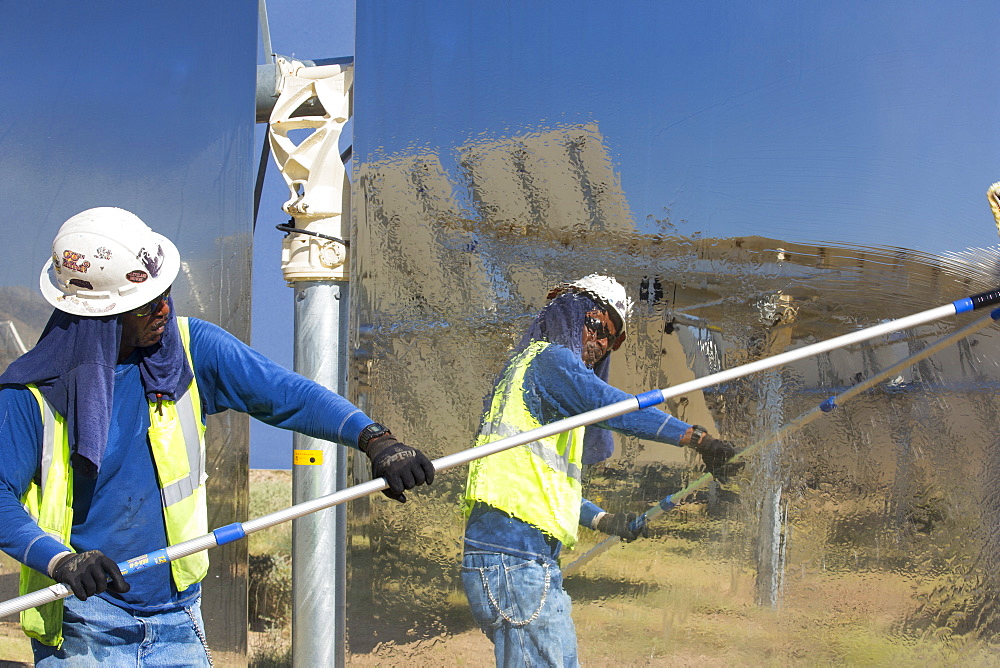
top-left (269, 57), bottom-right (353, 282)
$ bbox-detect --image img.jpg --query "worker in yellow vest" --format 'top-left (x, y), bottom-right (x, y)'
top-left (0, 207), bottom-right (434, 664)
top-left (462, 275), bottom-right (739, 667)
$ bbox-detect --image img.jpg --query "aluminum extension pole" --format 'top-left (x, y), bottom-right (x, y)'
top-left (1, 290), bottom-right (998, 619)
top-left (564, 307), bottom-right (1000, 576)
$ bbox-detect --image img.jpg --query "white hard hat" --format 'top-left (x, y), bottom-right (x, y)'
top-left (548, 274), bottom-right (633, 336)
top-left (39, 207), bottom-right (180, 316)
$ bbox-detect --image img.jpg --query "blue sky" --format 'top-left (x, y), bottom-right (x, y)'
top-left (354, 2), bottom-right (999, 250)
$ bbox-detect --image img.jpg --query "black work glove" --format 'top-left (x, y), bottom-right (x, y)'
top-left (364, 435), bottom-right (435, 503)
top-left (690, 427), bottom-right (744, 481)
top-left (50, 550), bottom-right (130, 601)
top-left (595, 512), bottom-right (649, 543)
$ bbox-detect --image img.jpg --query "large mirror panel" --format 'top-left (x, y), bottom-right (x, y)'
top-left (348, 2), bottom-right (1000, 663)
top-left (0, 5), bottom-right (254, 663)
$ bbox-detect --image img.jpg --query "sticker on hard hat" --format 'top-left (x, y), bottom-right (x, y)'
top-left (62, 250), bottom-right (90, 274)
top-left (137, 245), bottom-right (165, 278)
top-left (126, 270), bottom-right (149, 283)
top-left (95, 247), bottom-right (113, 260)
top-left (69, 279), bottom-right (93, 290)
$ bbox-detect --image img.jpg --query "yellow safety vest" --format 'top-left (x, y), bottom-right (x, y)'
top-left (464, 340), bottom-right (585, 548)
top-left (20, 317), bottom-right (208, 647)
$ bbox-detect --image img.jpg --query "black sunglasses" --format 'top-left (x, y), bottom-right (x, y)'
top-left (131, 287), bottom-right (172, 317)
top-left (584, 316), bottom-right (617, 341)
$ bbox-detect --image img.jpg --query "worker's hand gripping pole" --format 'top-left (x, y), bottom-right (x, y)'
top-left (1, 291), bottom-right (998, 619)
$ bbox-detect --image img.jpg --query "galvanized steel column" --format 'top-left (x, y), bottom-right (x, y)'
top-left (292, 281), bottom-right (349, 667)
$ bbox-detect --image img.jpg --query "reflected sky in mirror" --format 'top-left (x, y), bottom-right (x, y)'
top-left (358, 1), bottom-right (1000, 253)
top-left (0, 5), bottom-right (254, 313)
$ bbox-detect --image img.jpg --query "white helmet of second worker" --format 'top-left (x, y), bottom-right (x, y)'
top-left (39, 207), bottom-right (180, 317)
top-left (548, 274), bottom-right (633, 336)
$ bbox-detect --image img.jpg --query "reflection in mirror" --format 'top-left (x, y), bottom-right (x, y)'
top-left (0, 5), bottom-right (254, 663)
top-left (350, 2), bottom-right (1000, 663)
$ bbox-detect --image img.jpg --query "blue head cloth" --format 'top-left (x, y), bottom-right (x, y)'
top-left (513, 291), bottom-right (617, 465)
top-left (0, 296), bottom-right (193, 476)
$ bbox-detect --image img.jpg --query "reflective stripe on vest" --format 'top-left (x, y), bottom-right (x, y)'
top-left (464, 340), bottom-right (585, 548)
top-left (19, 386), bottom-right (71, 648)
top-left (19, 317), bottom-right (208, 647)
top-left (477, 420), bottom-right (583, 482)
top-left (150, 316), bottom-right (209, 592)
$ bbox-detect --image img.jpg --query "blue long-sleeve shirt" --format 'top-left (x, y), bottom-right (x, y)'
top-left (464, 343), bottom-right (692, 561)
top-left (0, 317), bottom-right (373, 612)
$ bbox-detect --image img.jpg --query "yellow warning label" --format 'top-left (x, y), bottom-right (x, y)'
top-left (293, 449), bottom-right (324, 466)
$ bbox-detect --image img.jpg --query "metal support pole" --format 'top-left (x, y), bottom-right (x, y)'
top-left (754, 293), bottom-right (795, 608)
top-left (292, 281), bottom-right (349, 667)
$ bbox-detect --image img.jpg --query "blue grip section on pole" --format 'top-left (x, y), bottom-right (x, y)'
top-left (118, 548), bottom-right (170, 576)
top-left (635, 389), bottom-right (664, 409)
top-left (992, 307), bottom-right (1000, 320)
top-left (213, 522), bottom-right (247, 546)
top-left (658, 497), bottom-right (676, 512)
top-left (954, 298), bottom-right (974, 313)
top-left (820, 397), bottom-right (837, 412)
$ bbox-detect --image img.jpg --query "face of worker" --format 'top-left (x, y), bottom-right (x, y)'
top-left (119, 290), bottom-right (172, 361)
top-left (581, 309), bottom-right (618, 369)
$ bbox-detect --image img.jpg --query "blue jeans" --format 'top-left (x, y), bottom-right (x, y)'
top-left (462, 551), bottom-right (579, 668)
top-left (31, 594), bottom-right (212, 666)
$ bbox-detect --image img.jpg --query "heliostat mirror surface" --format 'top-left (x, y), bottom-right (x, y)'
top-left (347, 1), bottom-right (1000, 664)
top-left (0, 5), bottom-right (255, 663)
